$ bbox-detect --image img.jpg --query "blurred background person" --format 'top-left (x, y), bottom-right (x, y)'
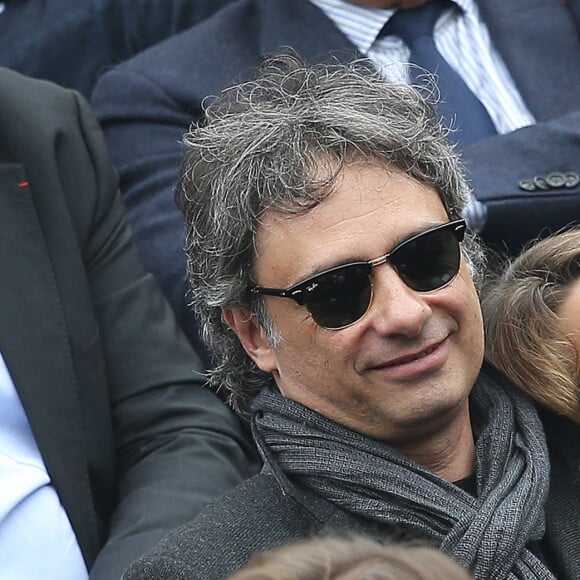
top-left (482, 229), bottom-right (580, 426)
top-left (0, 0), bottom-right (233, 97)
top-left (229, 536), bottom-right (473, 580)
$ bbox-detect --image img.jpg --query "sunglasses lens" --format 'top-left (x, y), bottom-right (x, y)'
top-left (304, 264), bottom-right (372, 329)
top-left (392, 227), bottom-right (461, 292)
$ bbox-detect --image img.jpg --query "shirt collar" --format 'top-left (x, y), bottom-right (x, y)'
top-left (309, 0), bottom-right (394, 54)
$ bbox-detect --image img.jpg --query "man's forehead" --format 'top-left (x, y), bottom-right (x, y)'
top-left (253, 163), bottom-right (448, 280)
top-left (256, 162), bottom-right (398, 237)
top-left (258, 161), bottom-right (440, 226)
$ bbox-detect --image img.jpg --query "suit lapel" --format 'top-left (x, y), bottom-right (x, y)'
top-left (180, 0), bottom-right (360, 124)
top-left (0, 163), bottom-right (98, 565)
top-left (259, 0), bottom-right (359, 62)
top-left (478, 0), bottom-right (580, 121)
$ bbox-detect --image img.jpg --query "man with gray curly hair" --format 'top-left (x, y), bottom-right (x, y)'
top-left (124, 55), bottom-right (577, 580)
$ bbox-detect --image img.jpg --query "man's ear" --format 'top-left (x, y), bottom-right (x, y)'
top-left (222, 307), bottom-right (277, 373)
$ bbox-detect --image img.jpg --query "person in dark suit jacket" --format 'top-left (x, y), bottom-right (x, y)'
top-left (0, 66), bottom-right (258, 580)
top-left (91, 0), bottom-right (580, 362)
top-left (0, 0), bottom-right (233, 97)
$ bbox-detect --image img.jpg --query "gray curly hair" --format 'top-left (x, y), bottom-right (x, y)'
top-left (177, 52), bottom-right (485, 420)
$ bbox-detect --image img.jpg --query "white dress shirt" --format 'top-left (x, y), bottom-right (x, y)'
top-left (0, 351), bottom-right (87, 579)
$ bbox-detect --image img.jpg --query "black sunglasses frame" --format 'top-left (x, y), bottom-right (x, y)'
top-left (252, 219), bottom-right (467, 329)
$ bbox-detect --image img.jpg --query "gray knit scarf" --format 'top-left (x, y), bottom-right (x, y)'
top-left (252, 372), bottom-right (554, 580)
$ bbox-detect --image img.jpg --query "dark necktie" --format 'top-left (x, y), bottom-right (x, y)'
top-left (384, 0), bottom-right (496, 149)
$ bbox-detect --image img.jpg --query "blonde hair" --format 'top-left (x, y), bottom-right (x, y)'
top-left (482, 229), bottom-right (580, 424)
top-left (228, 536), bottom-right (472, 580)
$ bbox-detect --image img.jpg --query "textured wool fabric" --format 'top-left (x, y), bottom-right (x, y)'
top-left (253, 373), bottom-right (555, 580)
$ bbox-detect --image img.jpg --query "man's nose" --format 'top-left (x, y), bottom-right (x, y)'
top-left (365, 263), bottom-right (432, 337)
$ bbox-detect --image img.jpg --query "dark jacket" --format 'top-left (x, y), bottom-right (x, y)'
top-left (0, 67), bottom-right (258, 580)
top-left (91, 0), bottom-right (580, 359)
top-left (0, 0), bottom-right (234, 97)
top-left (123, 404), bottom-right (579, 580)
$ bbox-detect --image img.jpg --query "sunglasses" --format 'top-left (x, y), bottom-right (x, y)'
top-left (252, 219), bottom-right (466, 330)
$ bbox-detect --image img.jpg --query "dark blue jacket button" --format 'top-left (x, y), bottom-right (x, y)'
top-left (546, 172), bottom-right (566, 188)
top-left (518, 179), bottom-right (536, 191)
top-left (564, 172), bottom-right (579, 188)
top-left (533, 175), bottom-right (549, 190)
